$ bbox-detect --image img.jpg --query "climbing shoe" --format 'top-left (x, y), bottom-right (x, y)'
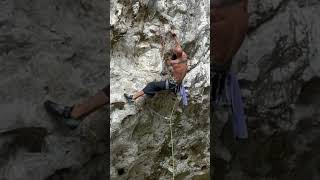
top-left (44, 100), bottom-right (80, 129)
top-left (124, 93), bottom-right (134, 104)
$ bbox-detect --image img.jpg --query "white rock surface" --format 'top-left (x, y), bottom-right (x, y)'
top-left (110, 0), bottom-right (210, 179)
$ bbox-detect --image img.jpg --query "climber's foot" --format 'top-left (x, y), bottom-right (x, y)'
top-left (124, 93), bottom-right (134, 104)
top-left (44, 100), bottom-right (80, 129)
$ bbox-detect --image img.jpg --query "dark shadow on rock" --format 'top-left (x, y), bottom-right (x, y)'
top-left (0, 127), bottom-right (48, 153)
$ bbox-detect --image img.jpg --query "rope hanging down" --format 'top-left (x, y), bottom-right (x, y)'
top-left (168, 98), bottom-right (179, 180)
top-left (156, 27), bottom-right (186, 179)
top-left (148, 97), bottom-right (179, 180)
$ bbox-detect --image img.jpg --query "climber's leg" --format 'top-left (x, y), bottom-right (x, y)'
top-left (44, 85), bottom-right (109, 129)
top-left (142, 80), bottom-right (167, 96)
top-left (123, 90), bottom-right (145, 103)
top-left (70, 89), bottom-right (109, 119)
top-left (133, 91), bottom-right (144, 100)
top-left (124, 80), bottom-right (171, 103)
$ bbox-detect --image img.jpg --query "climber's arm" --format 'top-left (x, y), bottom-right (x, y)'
top-left (166, 58), bottom-right (179, 65)
top-left (170, 59), bottom-right (180, 64)
top-left (168, 58), bottom-right (188, 65)
top-left (171, 30), bottom-right (181, 48)
top-left (174, 36), bottom-right (181, 48)
top-left (166, 58), bottom-right (172, 65)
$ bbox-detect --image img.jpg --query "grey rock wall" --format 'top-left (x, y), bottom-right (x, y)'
top-left (3, 0), bottom-right (318, 179)
top-left (0, 0), bottom-right (108, 180)
top-left (215, 0), bottom-right (320, 179)
top-left (110, 0), bottom-right (210, 179)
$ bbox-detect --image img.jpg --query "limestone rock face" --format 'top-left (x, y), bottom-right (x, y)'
top-left (215, 1), bottom-right (320, 179)
top-left (110, 0), bottom-right (210, 179)
top-left (0, 0), bottom-right (108, 179)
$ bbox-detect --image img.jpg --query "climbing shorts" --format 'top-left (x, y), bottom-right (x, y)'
top-left (143, 79), bottom-right (177, 96)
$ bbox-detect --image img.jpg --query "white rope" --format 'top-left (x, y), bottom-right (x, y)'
top-left (156, 27), bottom-right (180, 179)
top-left (168, 98), bottom-right (179, 180)
top-left (147, 98), bottom-right (179, 180)
top-left (147, 106), bottom-right (170, 120)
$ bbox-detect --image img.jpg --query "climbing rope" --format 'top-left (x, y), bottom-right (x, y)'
top-left (168, 98), bottom-right (179, 180)
top-left (157, 26), bottom-right (182, 179)
top-left (147, 97), bottom-right (179, 180)
top-left (147, 106), bottom-right (170, 120)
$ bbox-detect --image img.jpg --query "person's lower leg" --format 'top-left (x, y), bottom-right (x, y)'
top-left (133, 91), bottom-right (144, 100)
top-left (71, 91), bottom-right (109, 119)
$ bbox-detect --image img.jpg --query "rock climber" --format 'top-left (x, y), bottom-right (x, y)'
top-left (124, 31), bottom-right (188, 105)
top-left (43, 85), bottom-right (109, 129)
top-left (211, 0), bottom-right (248, 138)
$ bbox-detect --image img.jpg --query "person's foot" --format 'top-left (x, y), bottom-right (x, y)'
top-left (124, 93), bottom-right (134, 104)
top-left (44, 100), bottom-right (80, 129)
